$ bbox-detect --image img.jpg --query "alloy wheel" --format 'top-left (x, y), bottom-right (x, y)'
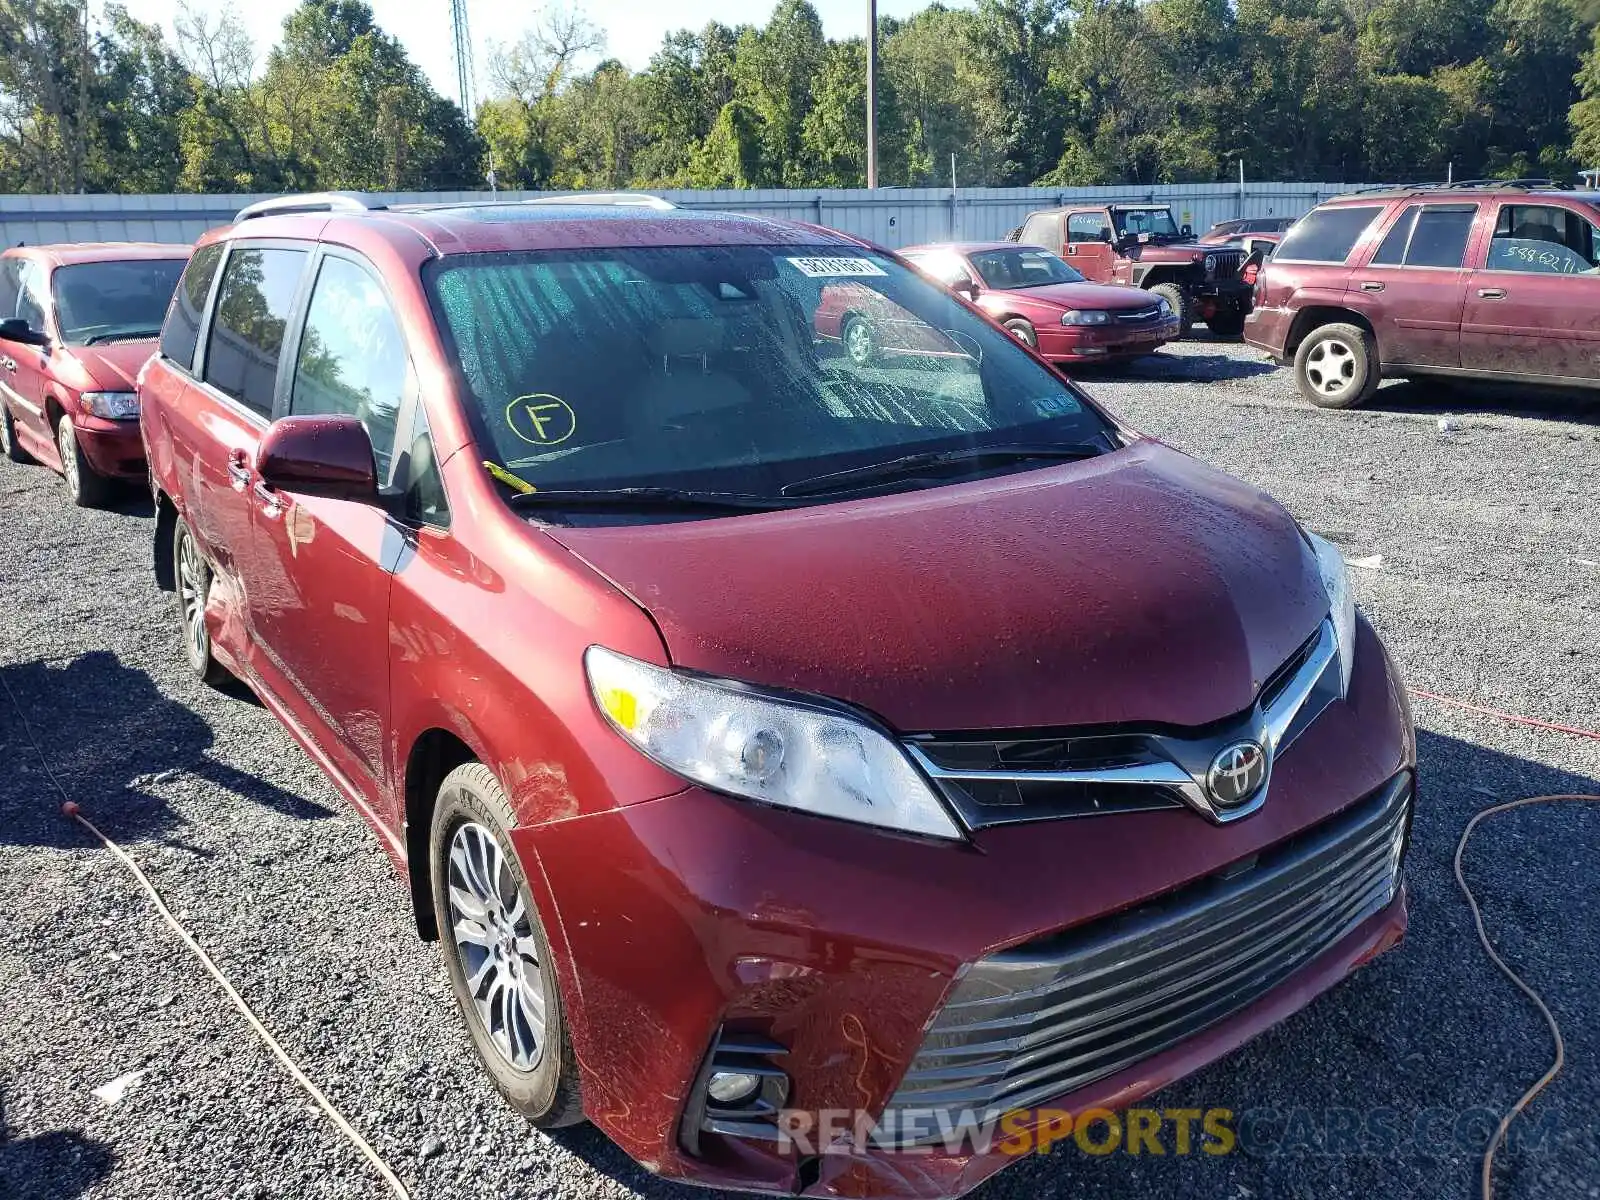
top-left (56, 420), bottom-right (80, 499)
top-left (176, 529), bottom-right (210, 668)
top-left (1304, 337), bottom-right (1357, 398)
top-left (845, 318), bottom-right (875, 366)
top-left (446, 821), bottom-right (548, 1072)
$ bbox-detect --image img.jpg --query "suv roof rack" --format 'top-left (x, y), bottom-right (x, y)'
top-left (523, 192), bottom-right (678, 211)
top-left (235, 192), bottom-right (387, 222)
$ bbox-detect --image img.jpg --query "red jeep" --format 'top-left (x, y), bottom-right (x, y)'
top-left (1246, 182), bottom-right (1600, 408)
top-left (1011, 203), bottom-right (1254, 337)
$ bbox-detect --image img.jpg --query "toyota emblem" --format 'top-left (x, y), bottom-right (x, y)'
top-left (1207, 741), bottom-right (1267, 808)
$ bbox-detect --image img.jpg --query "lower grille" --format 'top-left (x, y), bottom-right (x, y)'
top-left (882, 774), bottom-right (1410, 1142)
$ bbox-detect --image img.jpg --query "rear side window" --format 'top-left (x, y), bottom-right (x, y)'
top-left (290, 256), bottom-right (408, 480)
top-left (160, 244), bottom-right (223, 371)
top-left (1021, 213), bottom-right (1062, 250)
top-left (203, 247), bottom-right (308, 416)
top-left (1404, 207), bottom-right (1477, 268)
top-left (1275, 205), bottom-right (1383, 264)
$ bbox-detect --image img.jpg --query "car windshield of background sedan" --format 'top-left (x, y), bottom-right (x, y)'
top-left (1111, 207), bottom-right (1181, 239)
top-left (50, 258), bottom-right (186, 346)
top-left (425, 244), bottom-right (1114, 504)
top-left (967, 247), bottom-right (1085, 289)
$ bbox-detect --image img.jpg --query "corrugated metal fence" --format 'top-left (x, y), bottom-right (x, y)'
top-left (0, 182), bottom-right (1389, 250)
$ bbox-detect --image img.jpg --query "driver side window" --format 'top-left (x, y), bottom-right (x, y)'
top-left (1067, 213), bottom-right (1109, 244)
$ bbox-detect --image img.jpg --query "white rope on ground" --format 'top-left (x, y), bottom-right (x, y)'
top-left (0, 673), bottom-right (410, 1200)
top-left (1454, 793), bottom-right (1600, 1200)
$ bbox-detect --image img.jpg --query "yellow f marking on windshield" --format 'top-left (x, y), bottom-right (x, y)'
top-left (505, 393), bottom-right (577, 446)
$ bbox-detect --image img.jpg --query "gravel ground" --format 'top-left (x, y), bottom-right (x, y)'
top-left (1, 341), bottom-right (1597, 1200)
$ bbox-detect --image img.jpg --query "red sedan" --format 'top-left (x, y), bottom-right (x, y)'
top-left (901, 241), bottom-right (1181, 363)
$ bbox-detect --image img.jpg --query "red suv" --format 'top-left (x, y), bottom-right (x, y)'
top-left (140, 193), bottom-right (1414, 1199)
top-left (1246, 181), bottom-right (1600, 407)
top-left (0, 243), bottom-right (188, 504)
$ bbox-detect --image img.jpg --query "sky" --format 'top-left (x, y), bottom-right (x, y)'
top-left (106, 0), bottom-right (952, 108)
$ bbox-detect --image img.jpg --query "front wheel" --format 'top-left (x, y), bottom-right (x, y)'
top-left (1003, 318), bottom-right (1038, 348)
top-left (430, 763), bottom-right (584, 1128)
top-left (842, 315), bottom-right (878, 366)
top-left (1294, 322), bottom-right (1379, 409)
top-left (56, 417), bottom-right (112, 507)
top-left (1148, 283), bottom-right (1192, 337)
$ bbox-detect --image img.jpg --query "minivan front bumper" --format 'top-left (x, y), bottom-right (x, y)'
top-left (515, 618), bottom-right (1413, 1198)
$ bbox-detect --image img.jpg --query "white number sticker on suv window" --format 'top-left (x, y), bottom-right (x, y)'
top-left (785, 256), bottom-right (888, 278)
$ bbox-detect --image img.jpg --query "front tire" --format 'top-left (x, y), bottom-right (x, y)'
top-left (56, 417), bottom-right (112, 507)
top-left (173, 518), bottom-right (231, 686)
top-left (842, 315), bottom-right (878, 366)
top-left (1, 401), bottom-right (32, 463)
top-left (1294, 322), bottom-right (1379, 409)
top-left (1149, 283), bottom-right (1192, 337)
top-left (1003, 318), bottom-right (1038, 349)
top-left (430, 763), bottom-right (584, 1128)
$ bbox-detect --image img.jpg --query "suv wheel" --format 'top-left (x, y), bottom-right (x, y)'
top-left (431, 762), bottom-right (584, 1128)
top-left (1206, 309), bottom-right (1247, 339)
top-left (1294, 323), bottom-right (1379, 409)
top-left (1149, 283), bottom-right (1192, 337)
top-left (56, 416), bottom-right (112, 507)
top-left (842, 315), bottom-right (878, 366)
top-left (1003, 318), bottom-right (1038, 349)
top-left (1, 401), bottom-right (32, 464)
top-left (173, 518), bottom-right (231, 686)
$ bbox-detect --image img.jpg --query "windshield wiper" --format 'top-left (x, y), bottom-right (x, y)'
top-left (82, 329), bottom-right (159, 345)
top-left (505, 487), bottom-right (799, 514)
top-left (780, 441), bottom-right (1108, 498)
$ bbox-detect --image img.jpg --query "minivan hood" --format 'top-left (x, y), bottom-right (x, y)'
top-left (70, 341), bottom-right (156, 392)
top-left (545, 442), bottom-right (1329, 733)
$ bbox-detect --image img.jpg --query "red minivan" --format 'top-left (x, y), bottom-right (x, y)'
top-left (1246, 182), bottom-right (1600, 407)
top-left (140, 193), bottom-right (1414, 1199)
top-left (0, 244), bottom-right (188, 504)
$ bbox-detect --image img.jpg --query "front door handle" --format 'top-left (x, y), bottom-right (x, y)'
top-left (1360, 281), bottom-right (1385, 293)
top-left (1478, 287), bottom-right (1507, 299)
top-left (253, 480), bottom-right (284, 518)
top-left (226, 450), bottom-right (251, 491)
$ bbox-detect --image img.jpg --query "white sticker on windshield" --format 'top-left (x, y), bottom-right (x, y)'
top-left (785, 256), bottom-right (888, 278)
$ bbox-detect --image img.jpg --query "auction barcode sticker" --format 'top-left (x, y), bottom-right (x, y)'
top-left (785, 256), bottom-right (888, 278)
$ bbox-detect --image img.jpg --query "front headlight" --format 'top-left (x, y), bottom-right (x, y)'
top-left (1204, 254), bottom-right (1218, 274)
top-left (80, 391), bottom-right (139, 420)
top-left (585, 646), bottom-right (964, 840)
top-left (1061, 310), bottom-right (1111, 326)
top-left (1156, 296), bottom-right (1173, 315)
top-left (1307, 532), bottom-right (1356, 697)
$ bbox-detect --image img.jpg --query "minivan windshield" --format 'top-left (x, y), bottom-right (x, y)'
top-left (425, 244), bottom-right (1115, 507)
top-left (51, 259), bottom-right (186, 345)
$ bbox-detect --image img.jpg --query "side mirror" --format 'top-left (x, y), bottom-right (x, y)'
top-left (0, 318), bottom-right (48, 347)
top-left (953, 277), bottom-right (979, 300)
top-left (256, 415), bottom-right (379, 504)
top-left (1182, 224), bottom-right (1193, 237)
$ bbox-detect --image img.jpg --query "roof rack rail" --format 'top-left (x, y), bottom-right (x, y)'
top-left (1434, 178), bottom-right (1572, 191)
top-left (234, 192), bottom-right (387, 223)
top-left (523, 192), bottom-right (678, 211)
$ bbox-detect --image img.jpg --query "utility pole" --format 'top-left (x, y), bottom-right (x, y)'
top-left (865, 0), bottom-right (878, 189)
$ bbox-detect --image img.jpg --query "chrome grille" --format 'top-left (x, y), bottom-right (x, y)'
top-left (881, 774), bottom-right (1410, 1143)
top-left (1208, 250), bottom-right (1243, 280)
top-left (1115, 304), bottom-right (1164, 324)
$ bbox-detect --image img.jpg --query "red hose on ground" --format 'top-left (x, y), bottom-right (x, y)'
top-left (1409, 688), bottom-right (1600, 743)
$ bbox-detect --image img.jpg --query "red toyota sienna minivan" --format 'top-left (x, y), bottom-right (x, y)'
top-left (139, 193), bottom-right (1415, 1199)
